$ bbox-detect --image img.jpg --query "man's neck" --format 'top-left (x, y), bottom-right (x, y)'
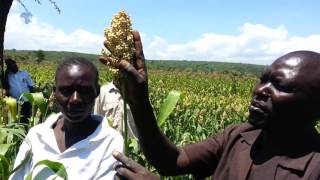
top-left (54, 115), bottom-right (100, 152)
top-left (62, 116), bottom-right (91, 133)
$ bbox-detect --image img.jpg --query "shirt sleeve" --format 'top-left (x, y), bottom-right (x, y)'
top-left (25, 72), bottom-right (34, 87)
top-left (183, 124), bottom-right (239, 179)
top-left (9, 137), bottom-right (33, 180)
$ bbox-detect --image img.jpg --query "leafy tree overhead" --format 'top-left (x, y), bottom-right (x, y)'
top-left (0, 0), bottom-right (60, 87)
top-left (0, 0), bottom-right (14, 85)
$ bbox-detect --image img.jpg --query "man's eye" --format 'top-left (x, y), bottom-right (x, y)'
top-left (78, 88), bottom-right (95, 96)
top-left (59, 88), bottom-right (73, 96)
top-left (273, 82), bottom-right (296, 93)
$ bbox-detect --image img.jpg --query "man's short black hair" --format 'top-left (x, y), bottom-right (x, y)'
top-left (5, 58), bottom-right (16, 66)
top-left (55, 56), bottom-right (99, 85)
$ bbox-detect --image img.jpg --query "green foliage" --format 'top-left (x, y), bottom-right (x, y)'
top-left (4, 58), bottom-right (256, 180)
top-left (34, 50), bottom-right (45, 64)
top-left (0, 155), bottom-right (10, 180)
top-left (1, 56), bottom-right (307, 180)
top-left (157, 90), bottom-right (181, 127)
top-left (147, 60), bottom-right (266, 76)
top-left (0, 89), bottom-right (58, 179)
top-left (20, 92), bottom-right (48, 125)
top-left (0, 124), bottom-right (27, 179)
top-left (4, 49), bottom-right (265, 75)
top-left (25, 160), bottom-right (68, 180)
top-left (3, 97), bottom-right (17, 123)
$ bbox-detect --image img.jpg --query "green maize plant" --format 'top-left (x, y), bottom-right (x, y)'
top-left (3, 97), bottom-right (17, 123)
top-left (20, 92), bottom-right (49, 127)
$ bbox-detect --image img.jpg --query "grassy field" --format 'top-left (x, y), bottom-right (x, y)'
top-left (1, 52), bottom-right (260, 179)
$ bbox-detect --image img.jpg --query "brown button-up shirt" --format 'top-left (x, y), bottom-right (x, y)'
top-left (183, 123), bottom-right (320, 180)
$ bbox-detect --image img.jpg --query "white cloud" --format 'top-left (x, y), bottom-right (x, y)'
top-left (143, 23), bottom-right (320, 64)
top-left (4, 13), bottom-right (104, 54)
top-left (4, 11), bottom-right (320, 65)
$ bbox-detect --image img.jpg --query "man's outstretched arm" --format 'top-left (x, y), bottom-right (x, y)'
top-left (100, 31), bottom-right (190, 175)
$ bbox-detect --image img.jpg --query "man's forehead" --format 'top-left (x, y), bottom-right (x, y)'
top-left (60, 64), bottom-right (93, 73)
top-left (282, 57), bottom-right (302, 66)
top-left (273, 56), bottom-right (303, 68)
top-left (68, 64), bottom-right (81, 74)
top-left (57, 64), bottom-right (96, 80)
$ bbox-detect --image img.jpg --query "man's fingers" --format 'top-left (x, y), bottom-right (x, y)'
top-left (118, 60), bottom-right (146, 83)
top-left (99, 56), bottom-right (111, 66)
top-left (132, 31), bottom-right (145, 70)
top-left (118, 60), bottom-right (131, 70)
top-left (114, 165), bottom-right (136, 179)
top-left (100, 56), bottom-right (146, 83)
top-left (112, 151), bottom-right (131, 167)
top-left (113, 151), bottom-right (134, 168)
top-left (113, 151), bottom-right (144, 172)
top-left (132, 31), bottom-right (142, 42)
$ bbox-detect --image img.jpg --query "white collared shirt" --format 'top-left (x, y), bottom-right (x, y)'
top-left (10, 113), bottom-right (123, 180)
top-left (94, 82), bottom-right (137, 138)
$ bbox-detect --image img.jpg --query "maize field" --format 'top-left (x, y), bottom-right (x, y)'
top-left (0, 60), bottom-right (259, 179)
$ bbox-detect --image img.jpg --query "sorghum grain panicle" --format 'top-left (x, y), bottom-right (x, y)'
top-left (101, 10), bottom-right (135, 75)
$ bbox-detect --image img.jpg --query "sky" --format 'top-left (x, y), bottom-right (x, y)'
top-left (4, 0), bottom-right (320, 65)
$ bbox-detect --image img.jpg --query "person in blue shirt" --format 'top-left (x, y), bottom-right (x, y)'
top-left (4, 58), bottom-right (34, 124)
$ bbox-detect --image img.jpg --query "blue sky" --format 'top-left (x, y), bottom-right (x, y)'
top-left (4, 0), bottom-right (320, 64)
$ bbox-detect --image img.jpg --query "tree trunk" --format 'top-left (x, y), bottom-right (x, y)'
top-left (0, 0), bottom-right (14, 86)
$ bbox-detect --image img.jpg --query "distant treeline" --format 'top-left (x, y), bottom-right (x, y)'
top-left (147, 60), bottom-right (265, 76)
top-left (4, 49), bottom-right (265, 76)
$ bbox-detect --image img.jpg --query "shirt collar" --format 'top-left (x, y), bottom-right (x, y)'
top-left (40, 112), bottom-right (111, 145)
top-left (108, 82), bottom-right (120, 93)
top-left (240, 127), bottom-right (262, 145)
top-left (278, 153), bottom-right (314, 172)
top-left (240, 125), bottom-right (317, 172)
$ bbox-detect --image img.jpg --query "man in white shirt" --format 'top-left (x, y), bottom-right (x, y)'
top-left (4, 58), bottom-right (34, 124)
top-left (94, 82), bottom-right (137, 138)
top-left (10, 57), bottom-right (123, 179)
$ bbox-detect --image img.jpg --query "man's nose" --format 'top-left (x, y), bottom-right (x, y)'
top-left (70, 91), bottom-right (82, 104)
top-left (255, 82), bottom-right (272, 97)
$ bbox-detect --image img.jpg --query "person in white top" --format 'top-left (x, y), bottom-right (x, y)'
top-left (94, 82), bottom-right (137, 138)
top-left (10, 57), bottom-right (123, 179)
top-left (4, 58), bottom-right (34, 124)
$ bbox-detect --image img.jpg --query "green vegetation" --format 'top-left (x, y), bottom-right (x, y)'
top-left (4, 49), bottom-right (265, 76)
top-left (148, 60), bottom-right (265, 76)
top-left (1, 51), bottom-right (264, 179)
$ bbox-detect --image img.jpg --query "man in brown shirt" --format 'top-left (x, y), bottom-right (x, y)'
top-left (104, 31), bottom-right (320, 179)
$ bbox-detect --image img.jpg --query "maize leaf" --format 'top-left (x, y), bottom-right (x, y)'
top-left (4, 97), bottom-right (17, 122)
top-left (20, 92), bottom-right (48, 116)
top-left (25, 159), bottom-right (68, 180)
top-left (157, 90), bottom-right (181, 127)
top-left (0, 155), bottom-right (10, 180)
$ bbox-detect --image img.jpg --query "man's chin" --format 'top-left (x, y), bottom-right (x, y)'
top-left (248, 117), bottom-right (267, 129)
top-left (64, 113), bottom-right (87, 123)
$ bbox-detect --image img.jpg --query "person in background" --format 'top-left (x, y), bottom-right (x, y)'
top-left (4, 58), bottom-right (34, 124)
top-left (10, 57), bottom-right (123, 179)
top-left (94, 81), bottom-right (137, 138)
top-left (104, 31), bottom-right (320, 180)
